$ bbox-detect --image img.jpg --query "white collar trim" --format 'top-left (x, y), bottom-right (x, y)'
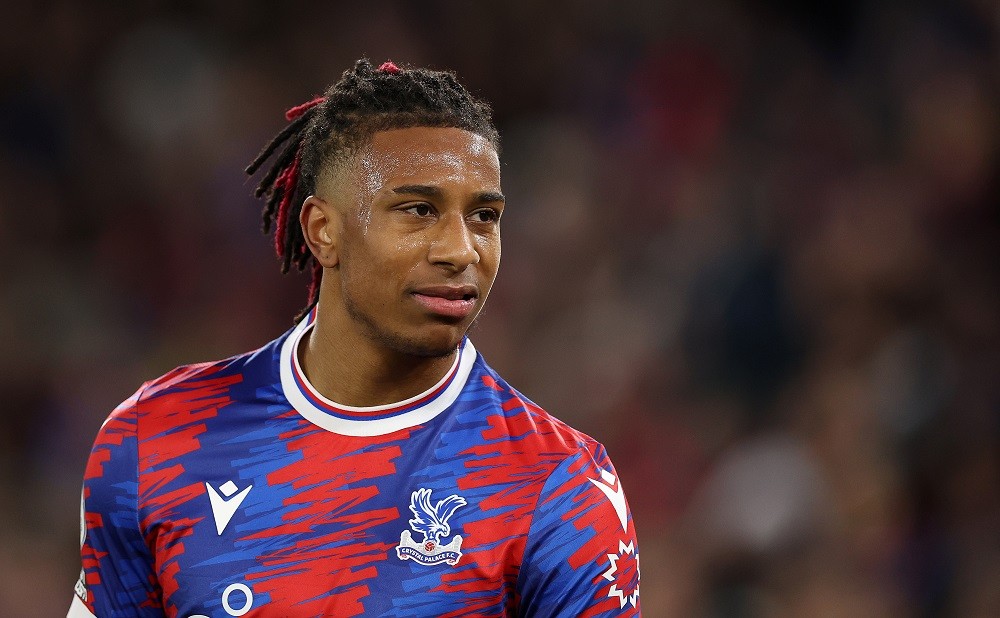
top-left (279, 313), bottom-right (477, 436)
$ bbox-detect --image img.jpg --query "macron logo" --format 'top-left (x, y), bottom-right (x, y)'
top-left (589, 469), bottom-right (629, 532)
top-left (206, 480), bottom-right (252, 535)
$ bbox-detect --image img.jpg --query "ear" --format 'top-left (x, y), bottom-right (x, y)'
top-left (300, 195), bottom-right (341, 268)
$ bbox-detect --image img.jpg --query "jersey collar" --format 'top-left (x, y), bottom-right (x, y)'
top-left (279, 309), bottom-right (477, 436)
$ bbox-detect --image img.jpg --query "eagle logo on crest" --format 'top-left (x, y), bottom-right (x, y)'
top-left (396, 488), bottom-right (467, 566)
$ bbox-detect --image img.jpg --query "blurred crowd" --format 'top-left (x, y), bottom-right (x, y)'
top-left (1, 1), bottom-right (997, 616)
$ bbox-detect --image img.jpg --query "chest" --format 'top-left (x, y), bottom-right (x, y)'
top-left (139, 428), bottom-right (528, 617)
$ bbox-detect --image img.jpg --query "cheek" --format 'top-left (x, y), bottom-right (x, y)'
top-left (479, 234), bottom-right (501, 272)
top-left (343, 230), bottom-right (422, 290)
top-left (390, 232), bottom-right (427, 259)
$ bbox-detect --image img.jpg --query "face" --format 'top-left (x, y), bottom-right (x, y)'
top-left (315, 126), bottom-right (503, 357)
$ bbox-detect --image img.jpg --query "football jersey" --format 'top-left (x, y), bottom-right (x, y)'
top-left (68, 310), bottom-right (641, 617)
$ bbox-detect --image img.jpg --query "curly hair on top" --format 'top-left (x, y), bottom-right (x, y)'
top-left (245, 59), bottom-right (500, 320)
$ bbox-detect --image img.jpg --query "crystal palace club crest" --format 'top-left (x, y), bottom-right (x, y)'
top-left (396, 488), bottom-right (467, 566)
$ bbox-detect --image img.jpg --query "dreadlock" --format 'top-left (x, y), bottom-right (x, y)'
top-left (245, 59), bottom-right (500, 320)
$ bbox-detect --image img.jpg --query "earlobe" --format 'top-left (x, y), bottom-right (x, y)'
top-left (300, 195), bottom-right (340, 268)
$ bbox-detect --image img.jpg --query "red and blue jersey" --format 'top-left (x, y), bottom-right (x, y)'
top-left (69, 311), bottom-right (641, 617)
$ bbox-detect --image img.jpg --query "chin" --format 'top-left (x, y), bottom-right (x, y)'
top-left (390, 334), bottom-right (463, 358)
top-left (413, 324), bottom-right (469, 357)
top-left (371, 323), bottom-right (466, 358)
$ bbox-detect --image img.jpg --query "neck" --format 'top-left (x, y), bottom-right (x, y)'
top-left (299, 302), bottom-right (458, 408)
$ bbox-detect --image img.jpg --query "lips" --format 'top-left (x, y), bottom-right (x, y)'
top-left (411, 285), bottom-right (479, 319)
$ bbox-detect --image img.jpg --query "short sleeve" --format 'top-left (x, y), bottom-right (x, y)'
top-left (68, 386), bottom-right (163, 618)
top-left (517, 442), bottom-right (641, 617)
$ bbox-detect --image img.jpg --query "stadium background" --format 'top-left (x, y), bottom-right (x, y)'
top-left (1, 1), bottom-right (998, 615)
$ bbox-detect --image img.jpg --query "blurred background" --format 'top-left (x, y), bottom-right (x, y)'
top-left (1, 1), bottom-right (998, 615)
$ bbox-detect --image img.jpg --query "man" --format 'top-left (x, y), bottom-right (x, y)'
top-left (69, 59), bottom-right (640, 617)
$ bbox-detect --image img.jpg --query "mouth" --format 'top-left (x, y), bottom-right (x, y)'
top-left (411, 285), bottom-right (479, 319)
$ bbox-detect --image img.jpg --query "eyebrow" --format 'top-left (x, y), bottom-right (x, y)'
top-left (392, 184), bottom-right (505, 204)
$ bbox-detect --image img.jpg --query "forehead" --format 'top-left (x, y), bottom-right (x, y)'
top-left (353, 126), bottom-right (500, 190)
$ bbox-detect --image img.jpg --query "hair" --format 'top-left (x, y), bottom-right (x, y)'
top-left (245, 59), bottom-right (500, 320)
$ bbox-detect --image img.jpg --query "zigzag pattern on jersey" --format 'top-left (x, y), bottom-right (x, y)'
top-left (377, 374), bottom-right (569, 617)
top-left (136, 363), bottom-right (244, 615)
top-left (521, 447), bottom-right (640, 615)
top-left (83, 387), bottom-right (162, 614)
top-left (88, 332), bottom-right (638, 617)
top-left (209, 359), bottom-right (574, 617)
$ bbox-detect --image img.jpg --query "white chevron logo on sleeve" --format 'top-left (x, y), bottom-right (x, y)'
top-left (206, 480), bottom-right (252, 535)
top-left (589, 469), bottom-right (629, 532)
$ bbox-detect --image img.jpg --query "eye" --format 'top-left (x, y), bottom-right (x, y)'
top-left (470, 208), bottom-right (500, 223)
top-left (403, 203), bottom-right (433, 217)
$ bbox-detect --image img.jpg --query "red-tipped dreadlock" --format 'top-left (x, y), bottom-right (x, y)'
top-left (245, 96), bottom-right (327, 317)
top-left (272, 98), bottom-right (324, 261)
top-left (270, 153), bottom-right (300, 259)
top-left (284, 96), bottom-right (325, 121)
top-left (246, 58), bottom-right (499, 322)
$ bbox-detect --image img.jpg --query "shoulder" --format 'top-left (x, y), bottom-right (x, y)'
top-left (470, 354), bottom-right (604, 463)
top-left (480, 356), bottom-right (642, 614)
top-left (107, 334), bottom-right (284, 428)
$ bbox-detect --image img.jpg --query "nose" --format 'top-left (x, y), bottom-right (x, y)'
top-left (428, 213), bottom-right (479, 271)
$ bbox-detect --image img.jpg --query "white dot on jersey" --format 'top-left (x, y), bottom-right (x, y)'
top-left (220, 481), bottom-right (239, 497)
